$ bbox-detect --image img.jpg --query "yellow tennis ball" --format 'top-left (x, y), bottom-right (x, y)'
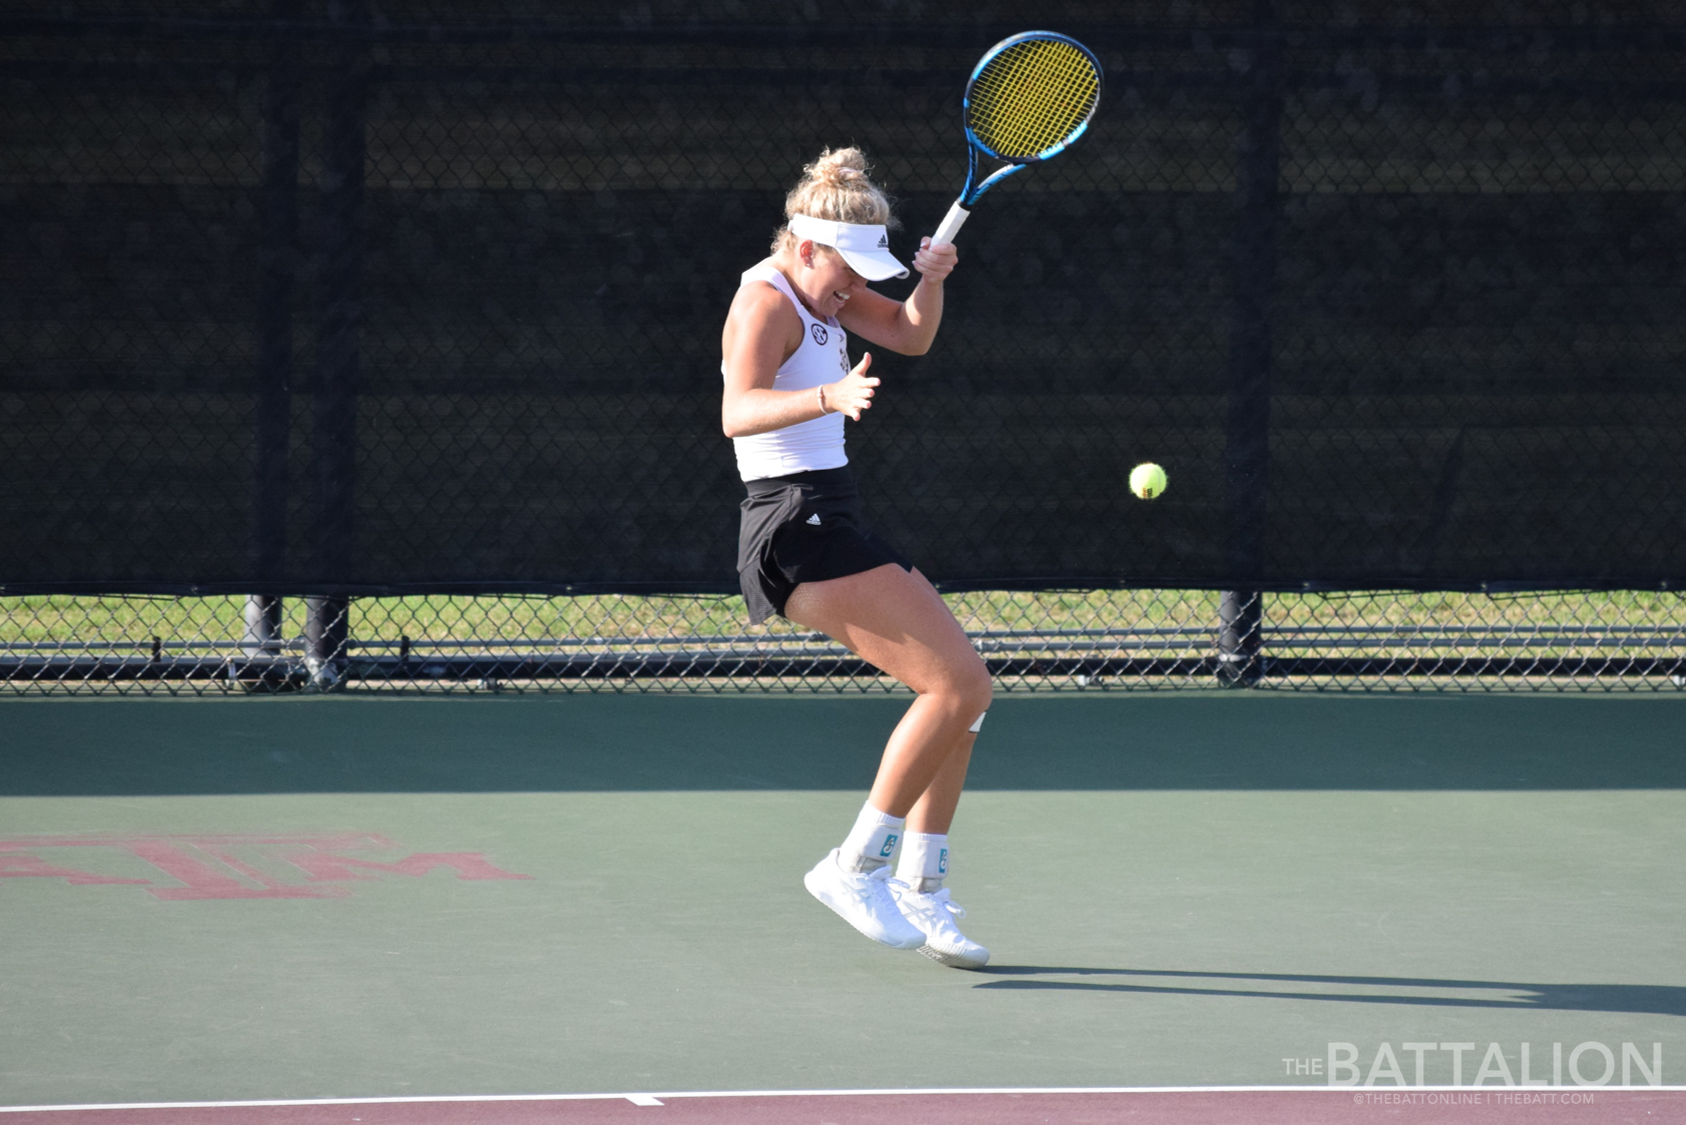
top-left (1130, 462), bottom-right (1167, 500)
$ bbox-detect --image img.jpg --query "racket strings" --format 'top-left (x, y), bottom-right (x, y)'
top-left (999, 51), bottom-right (1098, 151)
top-left (992, 46), bottom-right (1082, 136)
top-left (975, 66), bottom-right (1090, 157)
top-left (968, 38), bottom-right (1100, 159)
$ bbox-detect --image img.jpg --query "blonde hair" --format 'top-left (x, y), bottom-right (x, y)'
top-left (773, 147), bottom-right (898, 253)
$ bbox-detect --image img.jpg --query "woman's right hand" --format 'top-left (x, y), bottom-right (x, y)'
top-left (826, 352), bottom-right (880, 422)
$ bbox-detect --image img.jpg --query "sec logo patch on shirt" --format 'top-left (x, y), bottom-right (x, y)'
top-left (811, 324), bottom-right (828, 345)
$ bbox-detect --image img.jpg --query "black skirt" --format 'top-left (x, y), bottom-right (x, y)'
top-left (737, 467), bottom-right (913, 624)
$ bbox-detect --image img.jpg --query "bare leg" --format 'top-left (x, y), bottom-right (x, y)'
top-left (784, 565), bottom-right (990, 828)
top-left (906, 734), bottom-right (973, 835)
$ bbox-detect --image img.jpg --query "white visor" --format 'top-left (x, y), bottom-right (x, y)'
top-left (788, 214), bottom-right (910, 281)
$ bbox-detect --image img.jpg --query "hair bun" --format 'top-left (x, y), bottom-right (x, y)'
top-left (808, 147), bottom-right (869, 185)
top-left (775, 146), bottom-right (897, 251)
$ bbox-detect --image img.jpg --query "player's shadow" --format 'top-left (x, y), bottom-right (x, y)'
top-left (972, 966), bottom-right (1686, 1017)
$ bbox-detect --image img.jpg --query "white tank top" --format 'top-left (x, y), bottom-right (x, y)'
top-left (723, 264), bottom-right (851, 482)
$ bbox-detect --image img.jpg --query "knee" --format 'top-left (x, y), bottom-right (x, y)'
top-left (969, 659), bottom-right (995, 713)
top-left (943, 652), bottom-right (993, 719)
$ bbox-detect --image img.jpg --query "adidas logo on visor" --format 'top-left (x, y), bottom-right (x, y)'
top-left (877, 234), bottom-right (888, 247)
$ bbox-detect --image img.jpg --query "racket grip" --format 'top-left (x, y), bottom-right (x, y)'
top-left (931, 201), bottom-right (970, 247)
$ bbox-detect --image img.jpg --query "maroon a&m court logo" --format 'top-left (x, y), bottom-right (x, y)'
top-left (0, 832), bottom-right (531, 900)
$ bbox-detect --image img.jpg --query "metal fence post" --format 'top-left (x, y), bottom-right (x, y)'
top-left (242, 594), bottom-right (284, 657)
top-left (1217, 0), bottom-right (1282, 687)
top-left (248, 0), bottom-right (302, 685)
top-left (307, 0), bottom-right (368, 689)
top-left (303, 594), bottom-right (350, 689)
top-left (1217, 589), bottom-right (1264, 686)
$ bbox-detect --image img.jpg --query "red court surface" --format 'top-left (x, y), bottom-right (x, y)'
top-left (2, 1089), bottom-right (1680, 1125)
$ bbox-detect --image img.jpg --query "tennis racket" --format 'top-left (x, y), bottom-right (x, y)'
top-left (931, 31), bottom-right (1103, 247)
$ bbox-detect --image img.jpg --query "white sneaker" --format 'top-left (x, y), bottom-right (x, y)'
top-left (803, 849), bottom-right (925, 950)
top-left (889, 881), bottom-right (991, 969)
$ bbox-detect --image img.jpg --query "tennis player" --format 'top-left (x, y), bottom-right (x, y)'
top-left (720, 148), bottom-right (990, 969)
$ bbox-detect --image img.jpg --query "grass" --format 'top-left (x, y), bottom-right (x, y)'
top-left (0, 589), bottom-right (1678, 655)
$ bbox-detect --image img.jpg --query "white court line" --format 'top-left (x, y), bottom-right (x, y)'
top-left (3, 1086), bottom-right (1684, 1113)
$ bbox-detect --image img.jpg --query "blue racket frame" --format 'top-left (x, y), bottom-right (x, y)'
top-left (957, 30), bottom-right (1104, 207)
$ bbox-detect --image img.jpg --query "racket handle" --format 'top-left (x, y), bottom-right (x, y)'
top-left (931, 201), bottom-right (971, 247)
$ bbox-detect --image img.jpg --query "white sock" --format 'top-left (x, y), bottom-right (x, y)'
top-left (896, 832), bottom-right (949, 893)
top-left (838, 801), bottom-right (905, 872)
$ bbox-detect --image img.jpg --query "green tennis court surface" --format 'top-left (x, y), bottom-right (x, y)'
top-left (2, 694), bottom-right (1682, 1111)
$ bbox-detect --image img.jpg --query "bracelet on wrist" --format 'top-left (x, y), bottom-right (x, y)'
top-left (817, 385), bottom-right (832, 415)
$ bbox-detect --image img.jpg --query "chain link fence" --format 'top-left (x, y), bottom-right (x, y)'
top-left (4, 3), bottom-right (1684, 693)
top-left (2, 590), bottom-right (1681, 692)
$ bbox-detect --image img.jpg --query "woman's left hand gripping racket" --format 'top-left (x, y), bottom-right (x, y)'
top-left (931, 31), bottom-right (1104, 247)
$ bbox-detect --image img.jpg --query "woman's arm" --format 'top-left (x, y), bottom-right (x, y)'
top-left (721, 283), bottom-right (880, 437)
top-left (837, 238), bottom-right (959, 356)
